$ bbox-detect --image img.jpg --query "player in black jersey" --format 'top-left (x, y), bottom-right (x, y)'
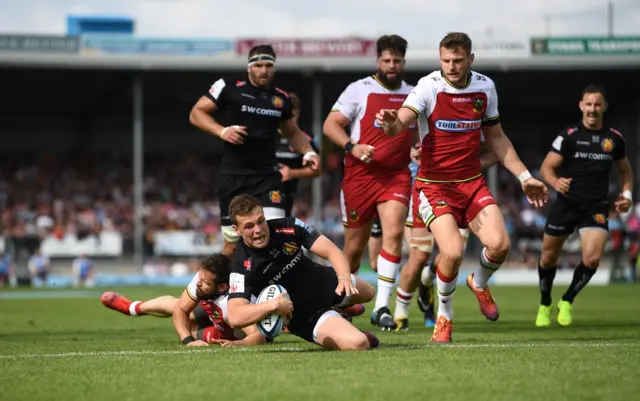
top-left (536, 85), bottom-right (634, 327)
top-left (189, 45), bottom-right (320, 257)
top-left (226, 195), bottom-right (379, 350)
top-left (275, 92), bottom-right (322, 217)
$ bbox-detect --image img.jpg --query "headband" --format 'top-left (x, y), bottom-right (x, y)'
top-left (248, 53), bottom-right (276, 67)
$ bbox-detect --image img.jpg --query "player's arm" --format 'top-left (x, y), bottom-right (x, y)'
top-left (479, 142), bottom-right (498, 171)
top-left (482, 123), bottom-right (531, 179)
top-left (309, 235), bottom-right (351, 281)
top-left (279, 118), bottom-right (320, 171)
top-left (617, 158), bottom-right (634, 197)
top-left (229, 325), bottom-right (267, 347)
top-left (613, 131), bottom-right (633, 212)
top-left (189, 79), bottom-right (247, 145)
top-left (282, 135), bottom-right (322, 180)
top-left (172, 288), bottom-right (199, 344)
top-left (380, 81), bottom-right (429, 138)
top-left (540, 152), bottom-right (564, 189)
top-left (227, 297), bottom-right (289, 329)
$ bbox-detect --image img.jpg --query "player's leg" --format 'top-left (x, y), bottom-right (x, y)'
top-left (101, 292), bottom-right (179, 317)
top-left (368, 216), bottom-right (383, 272)
top-left (370, 199), bottom-right (407, 330)
top-left (464, 179), bottom-right (509, 322)
top-left (557, 214), bottom-right (609, 326)
top-left (536, 198), bottom-right (573, 327)
top-left (393, 226), bottom-right (433, 332)
top-left (314, 311), bottom-right (376, 351)
top-left (334, 274), bottom-right (375, 319)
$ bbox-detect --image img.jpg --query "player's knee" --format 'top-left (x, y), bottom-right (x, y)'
top-left (343, 332), bottom-right (370, 351)
top-left (582, 255), bottom-right (601, 269)
top-left (382, 224), bottom-right (404, 242)
top-left (438, 246), bottom-right (464, 267)
top-left (485, 236), bottom-right (511, 260)
top-left (359, 282), bottom-right (375, 302)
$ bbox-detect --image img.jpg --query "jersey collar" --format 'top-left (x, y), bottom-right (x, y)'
top-left (440, 70), bottom-right (472, 89)
top-left (372, 74), bottom-right (402, 91)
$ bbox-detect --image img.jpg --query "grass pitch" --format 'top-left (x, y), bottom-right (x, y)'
top-left (0, 285), bottom-right (638, 401)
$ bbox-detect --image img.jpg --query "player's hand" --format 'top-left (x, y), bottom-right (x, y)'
top-left (375, 109), bottom-right (398, 127)
top-left (186, 340), bottom-right (209, 347)
top-left (553, 177), bottom-right (572, 195)
top-left (272, 291), bottom-right (294, 321)
top-left (351, 144), bottom-right (375, 164)
top-left (521, 178), bottom-right (549, 208)
top-left (303, 152), bottom-right (321, 171)
top-left (278, 164), bottom-right (293, 182)
top-left (410, 146), bottom-right (421, 163)
top-left (220, 125), bottom-right (248, 145)
top-left (335, 273), bottom-right (359, 297)
top-left (615, 194), bottom-right (632, 213)
top-left (210, 339), bottom-right (236, 348)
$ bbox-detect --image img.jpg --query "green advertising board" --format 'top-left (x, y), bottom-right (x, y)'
top-left (0, 35), bottom-right (79, 53)
top-left (531, 37), bottom-right (640, 55)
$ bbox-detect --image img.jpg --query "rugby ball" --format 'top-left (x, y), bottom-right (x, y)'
top-left (256, 284), bottom-right (289, 339)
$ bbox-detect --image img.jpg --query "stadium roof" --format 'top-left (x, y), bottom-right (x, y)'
top-left (1, 52), bottom-right (639, 71)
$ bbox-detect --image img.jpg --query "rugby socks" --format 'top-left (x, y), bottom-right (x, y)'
top-left (538, 260), bottom-right (557, 306)
top-left (129, 301), bottom-right (145, 316)
top-left (373, 249), bottom-right (401, 312)
top-left (436, 269), bottom-right (457, 320)
top-left (394, 288), bottom-right (414, 319)
top-left (473, 247), bottom-right (502, 290)
top-left (562, 262), bottom-right (596, 303)
top-left (421, 262), bottom-right (437, 286)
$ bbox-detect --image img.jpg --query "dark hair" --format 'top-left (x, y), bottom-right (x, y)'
top-left (200, 253), bottom-right (231, 284)
top-left (581, 84), bottom-right (607, 101)
top-left (229, 194), bottom-right (262, 225)
top-left (376, 35), bottom-right (408, 58)
top-left (248, 44), bottom-right (276, 60)
top-left (439, 32), bottom-right (472, 55)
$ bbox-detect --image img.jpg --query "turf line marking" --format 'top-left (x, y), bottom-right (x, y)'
top-left (1, 342), bottom-right (638, 359)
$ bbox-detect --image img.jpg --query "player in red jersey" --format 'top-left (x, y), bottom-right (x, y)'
top-left (377, 32), bottom-right (548, 342)
top-left (101, 254), bottom-right (265, 347)
top-left (323, 35), bottom-right (417, 331)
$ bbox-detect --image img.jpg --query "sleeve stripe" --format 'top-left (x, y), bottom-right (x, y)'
top-left (402, 105), bottom-right (420, 115)
top-left (186, 287), bottom-right (198, 301)
top-left (485, 114), bottom-right (500, 120)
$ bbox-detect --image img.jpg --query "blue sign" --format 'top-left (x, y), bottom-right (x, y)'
top-left (81, 35), bottom-right (233, 55)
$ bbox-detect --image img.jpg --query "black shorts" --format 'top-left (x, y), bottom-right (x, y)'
top-left (282, 192), bottom-right (295, 217)
top-left (218, 172), bottom-right (283, 226)
top-left (371, 216), bottom-right (382, 238)
top-left (286, 266), bottom-right (346, 344)
top-left (544, 196), bottom-right (609, 236)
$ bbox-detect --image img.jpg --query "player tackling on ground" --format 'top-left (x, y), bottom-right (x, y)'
top-left (323, 35), bottom-right (417, 331)
top-left (377, 32), bottom-right (548, 342)
top-left (536, 85), bottom-right (633, 327)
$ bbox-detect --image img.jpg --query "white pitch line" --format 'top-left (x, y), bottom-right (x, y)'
top-left (0, 342), bottom-right (638, 360)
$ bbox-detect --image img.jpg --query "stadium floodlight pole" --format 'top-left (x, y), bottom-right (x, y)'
top-left (133, 74), bottom-right (144, 268)
top-left (311, 75), bottom-right (323, 228)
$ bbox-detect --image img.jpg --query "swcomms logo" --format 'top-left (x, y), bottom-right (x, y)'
top-left (573, 152), bottom-right (612, 161)
top-left (435, 119), bottom-right (482, 132)
top-left (241, 105), bottom-right (282, 117)
top-left (268, 251), bottom-right (303, 284)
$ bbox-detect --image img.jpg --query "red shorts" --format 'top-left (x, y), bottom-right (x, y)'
top-left (408, 186), bottom-right (426, 229)
top-left (414, 176), bottom-right (497, 229)
top-left (341, 171), bottom-right (411, 228)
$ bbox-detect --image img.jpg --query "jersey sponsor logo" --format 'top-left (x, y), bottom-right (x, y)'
top-left (567, 127), bottom-right (579, 135)
top-left (272, 96), bottom-right (284, 108)
top-left (244, 258), bottom-right (252, 271)
top-left (209, 79), bottom-right (226, 100)
top-left (282, 242), bottom-right (299, 255)
top-left (269, 191), bottom-right (282, 204)
top-left (592, 135), bottom-right (600, 143)
top-left (472, 98), bottom-right (484, 113)
top-left (452, 97), bottom-right (472, 103)
top-left (275, 227), bottom-right (295, 235)
top-left (478, 195), bottom-right (494, 203)
top-left (552, 136), bottom-right (564, 151)
top-left (393, 192), bottom-right (408, 200)
top-left (349, 210), bottom-right (359, 222)
top-left (294, 218), bottom-right (315, 235)
top-left (576, 141), bottom-right (590, 146)
top-left (593, 214), bottom-right (607, 225)
top-left (573, 152), bottom-right (612, 161)
top-left (268, 251), bottom-right (303, 284)
top-left (241, 93), bottom-right (256, 99)
top-left (236, 80), bottom-right (246, 87)
top-left (601, 138), bottom-right (614, 152)
top-left (229, 272), bottom-right (245, 293)
top-left (388, 97), bottom-right (405, 103)
top-left (434, 119), bottom-right (482, 132)
top-left (240, 105), bottom-right (282, 117)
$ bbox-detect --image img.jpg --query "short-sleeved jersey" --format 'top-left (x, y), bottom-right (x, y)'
top-left (403, 70), bottom-right (500, 182)
top-left (275, 132), bottom-right (320, 195)
top-left (229, 217), bottom-right (338, 308)
top-left (185, 274), bottom-right (237, 339)
top-left (549, 123), bottom-right (626, 201)
top-left (206, 78), bottom-right (294, 175)
top-left (332, 76), bottom-right (417, 180)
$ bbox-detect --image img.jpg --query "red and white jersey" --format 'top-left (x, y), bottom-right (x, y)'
top-left (403, 70), bottom-right (500, 182)
top-left (186, 273), bottom-right (235, 339)
top-left (332, 75), bottom-right (417, 180)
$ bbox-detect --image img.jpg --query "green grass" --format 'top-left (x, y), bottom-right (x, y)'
top-left (0, 285), bottom-right (639, 401)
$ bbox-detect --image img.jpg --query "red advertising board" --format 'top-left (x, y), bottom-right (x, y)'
top-left (235, 39), bottom-right (377, 56)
